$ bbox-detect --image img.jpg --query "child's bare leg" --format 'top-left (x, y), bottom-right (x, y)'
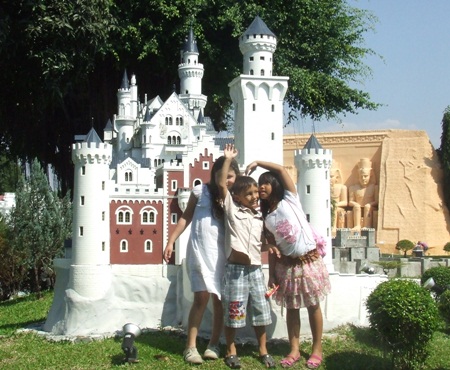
top-left (224, 326), bottom-right (237, 357)
top-left (307, 303), bottom-right (323, 357)
top-left (286, 308), bottom-right (301, 358)
top-left (209, 293), bottom-right (223, 346)
top-left (253, 325), bottom-right (268, 356)
top-left (186, 291), bottom-right (209, 349)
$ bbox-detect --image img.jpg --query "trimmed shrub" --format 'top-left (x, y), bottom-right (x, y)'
top-left (444, 242), bottom-right (450, 254)
top-left (420, 266), bottom-right (450, 293)
top-left (366, 279), bottom-right (440, 369)
top-left (438, 289), bottom-right (450, 325)
top-left (395, 239), bottom-right (415, 257)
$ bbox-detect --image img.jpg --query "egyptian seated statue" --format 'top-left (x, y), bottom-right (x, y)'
top-left (347, 158), bottom-right (378, 230)
top-left (330, 163), bottom-right (348, 232)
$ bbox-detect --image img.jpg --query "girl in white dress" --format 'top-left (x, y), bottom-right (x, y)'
top-left (164, 156), bottom-right (240, 364)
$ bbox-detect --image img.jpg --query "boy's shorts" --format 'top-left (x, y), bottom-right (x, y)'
top-left (221, 264), bottom-right (272, 328)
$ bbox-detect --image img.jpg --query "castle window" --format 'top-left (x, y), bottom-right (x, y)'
top-left (145, 240), bottom-right (153, 253)
top-left (306, 185), bottom-right (311, 194)
top-left (116, 206), bottom-right (133, 225)
top-left (325, 170), bottom-right (328, 180)
top-left (261, 70), bottom-right (265, 76)
top-left (102, 181), bottom-right (105, 190)
top-left (102, 211), bottom-right (105, 221)
top-left (81, 166), bottom-right (86, 175)
top-left (168, 137), bottom-right (171, 145)
top-left (252, 103), bottom-right (256, 111)
top-left (306, 214), bottom-right (310, 222)
top-left (141, 207), bottom-right (157, 225)
top-left (120, 240), bottom-right (128, 252)
top-left (165, 117), bottom-right (169, 125)
top-left (143, 135), bottom-right (146, 143)
top-left (203, 161), bottom-right (210, 170)
top-left (177, 136), bottom-right (181, 145)
top-left (260, 56), bottom-right (265, 61)
top-left (271, 132), bottom-right (275, 140)
top-left (171, 213), bottom-right (177, 224)
top-left (79, 226), bottom-right (83, 236)
top-left (80, 196), bottom-right (84, 205)
top-left (271, 104), bottom-right (275, 112)
top-left (250, 70), bottom-right (254, 75)
top-left (180, 117), bottom-right (183, 126)
top-left (125, 171), bottom-right (133, 182)
top-left (171, 180), bottom-right (177, 191)
top-left (250, 56), bottom-right (254, 61)
top-left (169, 117), bottom-right (173, 125)
top-left (102, 242), bottom-right (105, 251)
top-left (193, 179), bottom-right (201, 187)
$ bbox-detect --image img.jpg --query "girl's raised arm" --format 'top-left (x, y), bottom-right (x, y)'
top-left (218, 144), bottom-right (238, 200)
top-left (245, 160), bottom-right (296, 194)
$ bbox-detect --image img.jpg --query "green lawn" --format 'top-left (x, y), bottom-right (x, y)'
top-left (1, 291), bottom-right (449, 369)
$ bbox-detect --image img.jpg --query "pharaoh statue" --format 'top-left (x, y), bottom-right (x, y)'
top-left (348, 158), bottom-right (378, 230)
top-left (330, 163), bottom-right (348, 233)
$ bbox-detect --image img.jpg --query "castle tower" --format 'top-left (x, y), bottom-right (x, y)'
top-left (69, 128), bottom-right (113, 298)
top-left (178, 27), bottom-right (207, 119)
top-left (295, 135), bottom-right (333, 270)
top-left (229, 16), bottom-right (289, 175)
top-left (115, 70), bottom-right (135, 158)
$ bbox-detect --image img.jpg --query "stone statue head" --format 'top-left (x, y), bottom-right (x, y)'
top-left (358, 158), bottom-right (372, 187)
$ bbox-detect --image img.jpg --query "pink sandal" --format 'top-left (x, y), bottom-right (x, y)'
top-left (280, 354), bottom-right (300, 368)
top-left (306, 354), bottom-right (322, 369)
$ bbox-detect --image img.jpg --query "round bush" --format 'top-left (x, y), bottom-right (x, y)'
top-left (366, 279), bottom-right (440, 369)
top-left (438, 289), bottom-right (450, 325)
top-left (444, 242), bottom-right (450, 254)
top-left (395, 239), bottom-right (415, 256)
top-left (420, 266), bottom-right (450, 289)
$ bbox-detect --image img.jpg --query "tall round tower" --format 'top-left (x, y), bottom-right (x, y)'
top-left (70, 128), bottom-right (113, 298)
top-left (229, 16), bottom-right (288, 178)
top-left (115, 70), bottom-right (135, 157)
top-left (178, 27), bottom-right (207, 119)
top-left (295, 135), bottom-right (334, 270)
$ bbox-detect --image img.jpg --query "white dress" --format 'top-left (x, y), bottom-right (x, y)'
top-left (185, 184), bottom-right (226, 299)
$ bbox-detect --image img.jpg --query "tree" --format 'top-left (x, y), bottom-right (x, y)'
top-left (440, 106), bottom-right (450, 211)
top-left (0, 0), bottom-right (379, 192)
top-left (395, 239), bottom-right (415, 257)
top-left (7, 159), bottom-right (72, 297)
top-left (444, 242), bottom-right (450, 254)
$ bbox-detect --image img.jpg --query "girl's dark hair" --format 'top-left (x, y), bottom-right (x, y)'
top-left (258, 171), bottom-right (285, 218)
top-left (207, 156), bottom-right (240, 219)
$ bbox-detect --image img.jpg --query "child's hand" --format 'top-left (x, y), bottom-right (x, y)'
top-left (224, 143), bottom-right (238, 159)
top-left (245, 161), bottom-right (258, 176)
top-left (268, 246), bottom-right (281, 258)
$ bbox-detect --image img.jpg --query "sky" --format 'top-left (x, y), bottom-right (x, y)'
top-left (284, 0), bottom-right (450, 149)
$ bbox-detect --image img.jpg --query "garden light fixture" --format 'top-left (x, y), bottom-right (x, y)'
top-left (121, 323), bottom-right (141, 363)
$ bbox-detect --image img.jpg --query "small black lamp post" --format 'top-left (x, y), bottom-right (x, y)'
top-left (121, 323), bottom-right (141, 363)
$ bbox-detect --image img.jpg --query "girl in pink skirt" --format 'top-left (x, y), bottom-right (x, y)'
top-left (246, 160), bottom-right (331, 369)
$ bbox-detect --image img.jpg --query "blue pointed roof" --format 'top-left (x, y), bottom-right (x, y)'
top-left (197, 110), bottom-right (204, 123)
top-left (303, 134), bottom-right (323, 150)
top-left (104, 119), bottom-right (113, 131)
top-left (120, 69), bottom-right (129, 89)
top-left (244, 16), bottom-right (276, 37)
top-left (85, 128), bottom-right (103, 144)
top-left (182, 27), bottom-right (198, 53)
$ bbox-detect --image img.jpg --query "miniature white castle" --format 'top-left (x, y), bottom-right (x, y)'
top-left (44, 16), bottom-right (384, 337)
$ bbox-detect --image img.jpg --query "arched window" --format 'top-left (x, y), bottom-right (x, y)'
top-left (169, 117), bottom-right (173, 125)
top-left (165, 117), bottom-right (169, 125)
top-left (177, 136), bottom-right (181, 145)
top-left (145, 240), bottom-right (153, 253)
top-left (116, 206), bottom-right (133, 224)
top-left (141, 207), bottom-right (157, 225)
top-left (250, 70), bottom-right (254, 75)
top-left (125, 171), bottom-right (133, 182)
top-left (261, 69), bottom-right (265, 76)
top-left (167, 137), bottom-right (171, 144)
top-left (120, 240), bottom-right (128, 252)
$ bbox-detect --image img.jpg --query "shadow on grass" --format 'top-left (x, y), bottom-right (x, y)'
top-left (324, 351), bottom-right (390, 370)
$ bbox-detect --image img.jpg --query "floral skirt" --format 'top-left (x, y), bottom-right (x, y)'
top-left (273, 249), bottom-right (331, 309)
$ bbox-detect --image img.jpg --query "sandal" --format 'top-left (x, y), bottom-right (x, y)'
top-left (224, 355), bottom-right (241, 369)
top-left (306, 354), bottom-right (323, 369)
top-left (260, 354), bottom-right (276, 368)
top-left (280, 354), bottom-right (301, 368)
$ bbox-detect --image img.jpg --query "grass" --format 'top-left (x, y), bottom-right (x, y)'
top-left (1, 292), bottom-right (450, 369)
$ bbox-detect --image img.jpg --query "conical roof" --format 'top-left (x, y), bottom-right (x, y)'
top-left (243, 16), bottom-right (276, 37)
top-left (84, 128), bottom-right (103, 144)
top-left (303, 134), bottom-right (323, 150)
